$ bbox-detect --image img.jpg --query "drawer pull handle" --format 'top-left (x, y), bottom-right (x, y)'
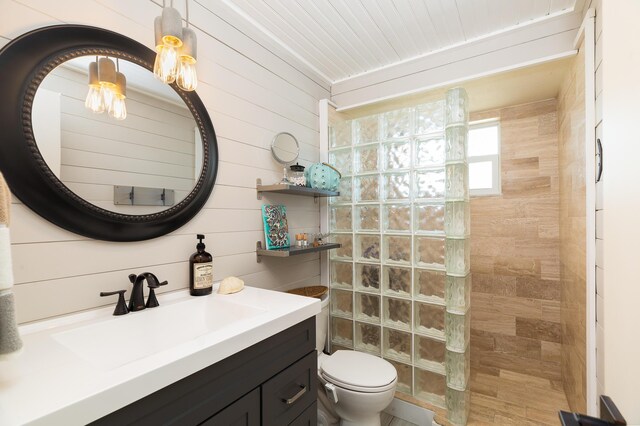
top-left (283, 385), bottom-right (307, 405)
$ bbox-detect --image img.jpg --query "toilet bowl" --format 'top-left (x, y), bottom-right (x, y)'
top-left (316, 294), bottom-right (398, 426)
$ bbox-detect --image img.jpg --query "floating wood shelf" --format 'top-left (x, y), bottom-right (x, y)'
top-left (256, 241), bottom-right (341, 262)
top-left (256, 179), bottom-right (339, 200)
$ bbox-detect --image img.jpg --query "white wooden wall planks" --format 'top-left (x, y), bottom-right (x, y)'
top-left (1, 0), bottom-right (328, 323)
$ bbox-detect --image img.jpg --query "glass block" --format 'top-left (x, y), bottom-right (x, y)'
top-left (414, 203), bottom-right (444, 235)
top-left (329, 148), bottom-right (352, 176)
top-left (445, 238), bottom-right (470, 276)
top-left (414, 335), bottom-right (446, 373)
top-left (383, 266), bottom-right (412, 298)
top-left (355, 322), bottom-right (381, 355)
top-left (330, 234), bottom-right (353, 260)
top-left (354, 145), bottom-right (379, 174)
top-left (330, 120), bottom-right (352, 148)
top-left (354, 175), bottom-right (379, 202)
top-left (332, 177), bottom-right (352, 204)
top-left (383, 173), bottom-right (410, 200)
top-left (383, 235), bottom-right (412, 265)
top-left (386, 358), bottom-right (412, 394)
top-left (445, 125), bottom-right (468, 164)
top-left (355, 114), bottom-right (380, 144)
top-left (414, 236), bottom-right (445, 269)
top-left (383, 204), bottom-right (411, 233)
top-left (383, 108), bottom-right (413, 140)
top-left (415, 135), bottom-right (445, 167)
top-left (330, 261), bottom-right (353, 289)
top-left (414, 168), bottom-right (445, 199)
top-left (355, 205), bottom-right (380, 232)
top-left (445, 163), bottom-right (468, 201)
top-left (445, 88), bottom-right (469, 127)
top-left (355, 263), bottom-right (380, 293)
top-left (355, 292), bottom-right (380, 323)
top-left (445, 201), bottom-right (470, 238)
top-left (446, 346), bottom-right (470, 390)
top-left (415, 100), bottom-right (445, 135)
top-left (330, 206), bottom-right (352, 232)
top-left (383, 297), bottom-right (412, 331)
top-left (355, 234), bottom-right (380, 262)
top-left (446, 386), bottom-right (470, 426)
top-left (414, 268), bottom-right (446, 304)
top-left (445, 311), bottom-right (470, 352)
top-left (383, 140), bottom-right (411, 170)
top-left (383, 327), bottom-right (412, 363)
top-left (414, 301), bottom-right (445, 338)
top-left (414, 368), bottom-right (446, 408)
top-left (331, 316), bottom-right (353, 347)
top-left (331, 289), bottom-right (353, 318)
top-left (445, 274), bottom-right (471, 314)
top-left (330, 344), bottom-right (351, 354)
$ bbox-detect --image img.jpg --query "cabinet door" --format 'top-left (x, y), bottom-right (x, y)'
top-left (289, 401), bottom-right (317, 426)
top-left (201, 388), bottom-right (260, 426)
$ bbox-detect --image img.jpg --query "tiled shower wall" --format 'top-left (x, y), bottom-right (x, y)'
top-left (469, 99), bottom-right (562, 383)
top-left (328, 89), bottom-right (471, 425)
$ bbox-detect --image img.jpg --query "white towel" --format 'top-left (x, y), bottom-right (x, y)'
top-left (0, 226), bottom-right (13, 291)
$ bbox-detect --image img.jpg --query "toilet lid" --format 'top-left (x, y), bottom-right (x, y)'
top-left (321, 350), bottom-right (397, 393)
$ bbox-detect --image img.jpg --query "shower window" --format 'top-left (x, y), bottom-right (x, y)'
top-left (468, 120), bottom-right (501, 196)
top-left (328, 88), bottom-right (472, 425)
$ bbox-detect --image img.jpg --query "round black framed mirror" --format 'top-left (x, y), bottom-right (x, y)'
top-left (0, 25), bottom-right (218, 241)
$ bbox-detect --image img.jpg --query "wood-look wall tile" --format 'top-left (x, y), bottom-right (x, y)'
top-left (494, 257), bottom-right (541, 277)
top-left (541, 300), bottom-right (561, 323)
top-left (494, 334), bottom-right (541, 360)
top-left (541, 341), bottom-right (561, 363)
top-left (474, 293), bottom-right (542, 319)
top-left (471, 308), bottom-right (516, 335)
top-left (471, 273), bottom-right (516, 296)
top-left (516, 318), bottom-right (561, 343)
top-left (516, 277), bottom-right (561, 301)
top-left (502, 177), bottom-right (552, 198)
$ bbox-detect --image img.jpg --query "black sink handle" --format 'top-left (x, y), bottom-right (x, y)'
top-left (100, 289), bottom-right (129, 316)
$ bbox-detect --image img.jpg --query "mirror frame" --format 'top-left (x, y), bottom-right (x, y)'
top-left (0, 25), bottom-right (218, 241)
top-left (270, 132), bottom-right (299, 165)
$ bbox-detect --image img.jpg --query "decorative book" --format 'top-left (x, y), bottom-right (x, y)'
top-left (261, 204), bottom-right (290, 250)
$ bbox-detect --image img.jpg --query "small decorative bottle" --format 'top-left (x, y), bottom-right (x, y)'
top-left (289, 163), bottom-right (306, 186)
top-left (190, 234), bottom-right (213, 296)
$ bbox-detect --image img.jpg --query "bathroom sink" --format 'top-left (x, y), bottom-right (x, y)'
top-left (52, 296), bottom-right (266, 370)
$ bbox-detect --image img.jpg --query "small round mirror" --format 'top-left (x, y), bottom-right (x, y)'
top-left (271, 132), bottom-right (299, 165)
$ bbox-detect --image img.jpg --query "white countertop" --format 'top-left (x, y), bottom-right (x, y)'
top-left (0, 285), bottom-right (320, 425)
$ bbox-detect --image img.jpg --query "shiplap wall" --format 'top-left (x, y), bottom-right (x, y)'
top-left (1, 0), bottom-right (329, 324)
top-left (41, 64), bottom-right (198, 214)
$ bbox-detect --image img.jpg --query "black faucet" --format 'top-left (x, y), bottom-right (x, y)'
top-left (128, 272), bottom-right (168, 312)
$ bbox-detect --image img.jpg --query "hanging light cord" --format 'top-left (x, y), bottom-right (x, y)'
top-left (186, 0), bottom-right (190, 28)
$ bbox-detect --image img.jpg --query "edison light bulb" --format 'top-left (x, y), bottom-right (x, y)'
top-left (153, 44), bottom-right (178, 84)
top-left (100, 85), bottom-right (116, 113)
top-left (109, 97), bottom-right (127, 121)
top-left (177, 57), bottom-right (197, 91)
top-left (85, 85), bottom-right (104, 113)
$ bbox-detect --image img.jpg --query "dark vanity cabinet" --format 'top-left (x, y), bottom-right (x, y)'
top-left (92, 318), bottom-right (317, 426)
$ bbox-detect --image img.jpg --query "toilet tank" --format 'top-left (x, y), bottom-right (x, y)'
top-left (316, 293), bottom-right (330, 353)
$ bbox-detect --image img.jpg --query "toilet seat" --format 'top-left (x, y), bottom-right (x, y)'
top-left (320, 350), bottom-right (397, 393)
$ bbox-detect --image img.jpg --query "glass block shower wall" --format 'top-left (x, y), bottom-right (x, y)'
top-left (328, 88), bottom-right (471, 425)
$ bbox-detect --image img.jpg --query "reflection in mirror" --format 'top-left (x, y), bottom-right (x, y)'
top-left (270, 132), bottom-right (299, 184)
top-left (32, 55), bottom-right (201, 215)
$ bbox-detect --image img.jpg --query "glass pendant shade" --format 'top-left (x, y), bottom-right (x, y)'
top-left (85, 61), bottom-right (104, 113)
top-left (154, 44), bottom-right (178, 83)
top-left (97, 57), bottom-right (117, 112)
top-left (177, 27), bottom-right (197, 91)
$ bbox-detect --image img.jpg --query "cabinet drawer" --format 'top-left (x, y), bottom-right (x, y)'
top-left (200, 388), bottom-right (260, 426)
top-left (262, 351), bottom-right (317, 426)
top-left (289, 401), bottom-right (317, 426)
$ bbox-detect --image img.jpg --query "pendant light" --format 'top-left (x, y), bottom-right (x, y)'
top-left (109, 59), bottom-right (127, 121)
top-left (153, 0), bottom-right (182, 84)
top-left (85, 58), bottom-right (104, 113)
top-left (97, 57), bottom-right (117, 113)
top-left (177, 0), bottom-right (197, 91)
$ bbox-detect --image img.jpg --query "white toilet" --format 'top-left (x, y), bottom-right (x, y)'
top-left (316, 294), bottom-right (398, 426)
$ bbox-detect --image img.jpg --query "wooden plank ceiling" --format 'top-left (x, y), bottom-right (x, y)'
top-left (222, 0), bottom-right (579, 83)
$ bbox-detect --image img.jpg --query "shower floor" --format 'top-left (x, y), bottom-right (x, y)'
top-left (468, 368), bottom-right (570, 425)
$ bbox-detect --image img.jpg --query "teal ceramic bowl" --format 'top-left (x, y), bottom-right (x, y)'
top-left (305, 162), bottom-right (341, 191)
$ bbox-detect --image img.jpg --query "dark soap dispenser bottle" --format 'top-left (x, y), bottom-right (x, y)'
top-left (190, 234), bottom-right (213, 296)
